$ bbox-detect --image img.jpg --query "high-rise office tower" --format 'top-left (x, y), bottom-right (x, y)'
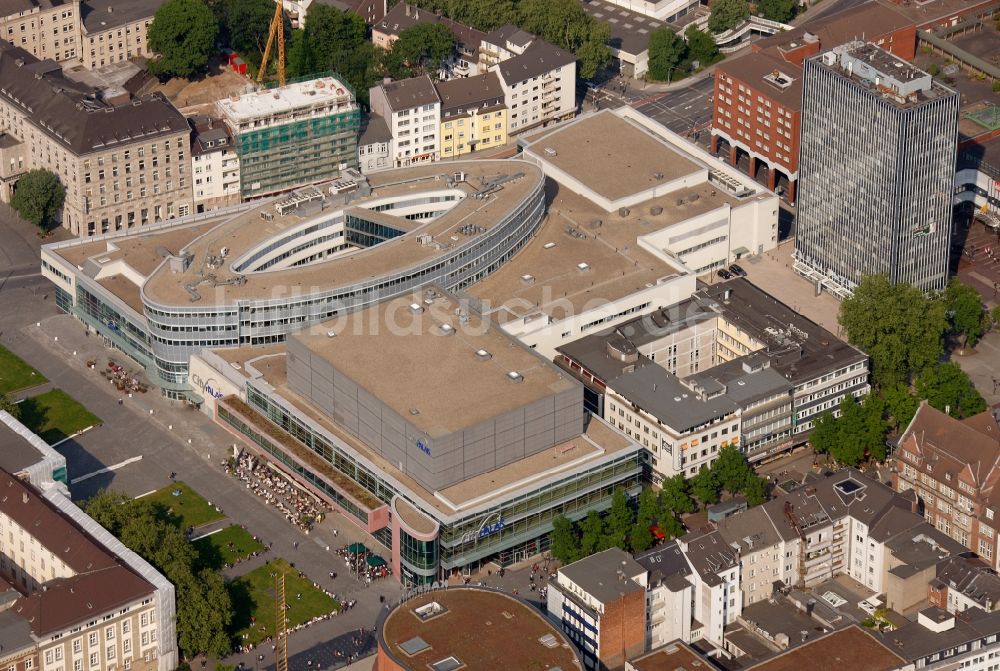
top-left (794, 41), bottom-right (959, 296)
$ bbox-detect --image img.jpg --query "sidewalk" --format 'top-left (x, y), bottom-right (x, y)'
top-left (4, 312), bottom-right (404, 661)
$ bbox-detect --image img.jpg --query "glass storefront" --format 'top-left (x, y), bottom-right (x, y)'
top-left (221, 384), bottom-right (643, 577)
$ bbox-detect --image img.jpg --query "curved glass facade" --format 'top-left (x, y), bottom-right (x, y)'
top-left (141, 178), bottom-right (546, 386)
top-left (399, 530), bottom-right (438, 585)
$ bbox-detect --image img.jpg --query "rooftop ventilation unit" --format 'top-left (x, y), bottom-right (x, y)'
top-left (409, 303), bottom-right (424, 314)
top-left (521, 274), bottom-right (535, 285)
top-left (326, 330), bottom-right (337, 338)
top-left (507, 371), bottom-right (523, 383)
top-left (439, 324), bottom-right (455, 336)
top-left (543, 242), bottom-right (557, 249)
top-left (577, 262), bottom-right (590, 272)
top-left (475, 349), bottom-right (492, 361)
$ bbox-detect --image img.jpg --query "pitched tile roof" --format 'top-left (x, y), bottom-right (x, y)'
top-left (0, 40), bottom-right (188, 155)
top-left (494, 40), bottom-right (575, 85)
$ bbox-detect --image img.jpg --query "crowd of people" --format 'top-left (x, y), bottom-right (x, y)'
top-left (337, 545), bottom-right (392, 584)
top-left (226, 452), bottom-right (328, 531)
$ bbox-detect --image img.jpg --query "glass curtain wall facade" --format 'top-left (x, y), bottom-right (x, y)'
top-left (795, 49), bottom-right (959, 294)
top-left (217, 382), bottom-right (643, 580)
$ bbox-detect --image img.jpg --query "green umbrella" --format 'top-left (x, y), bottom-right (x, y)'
top-left (366, 555), bottom-right (387, 567)
top-left (347, 542), bottom-right (368, 555)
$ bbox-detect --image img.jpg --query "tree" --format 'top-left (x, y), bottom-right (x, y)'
top-left (756, 0), bottom-right (796, 22)
top-left (714, 445), bottom-right (753, 495)
top-left (549, 514), bottom-right (580, 563)
top-left (146, 0), bottom-right (218, 78)
top-left (945, 279), bottom-right (985, 348)
top-left (285, 29), bottom-right (314, 79)
top-left (708, 0), bottom-right (749, 33)
top-left (579, 509), bottom-right (606, 556)
top-left (860, 392), bottom-right (889, 463)
top-left (744, 476), bottom-right (768, 506)
top-left (604, 487), bottom-right (635, 550)
top-left (629, 488), bottom-right (659, 553)
top-left (691, 465), bottom-right (721, 505)
top-left (11, 169), bottom-right (65, 230)
top-left (576, 22), bottom-right (611, 80)
top-left (828, 395), bottom-right (868, 467)
top-left (916, 362), bottom-right (987, 419)
top-left (808, 409), bottom-right (838, 456)
top-left (0, 394), bottom-right (20, 419)
top-left (882, 382), bottom-right (919, 432)
top-left (85, 491), bottom-right (233, 659)
top-left (647, 27), bottom-right (685, 81)
top-left (658, 474), bottom-right (696, 516)
top-left (839, 275), bottom-right (949, 388)
top-left (305, 4), bottom-right (366, 70)
top-left (445, 0), bottom-right (517, 31)
top-left (225, 0), bottom-right (286, 67)
top-left (684, 25), bottom-right (719, 67)
top-left (388, 22), bottom-right (456, 78)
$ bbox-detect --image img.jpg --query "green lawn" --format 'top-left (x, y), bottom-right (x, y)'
top-left (194, 525), bottom-right (266, 570)
top-left (228, 559), bottom-right (338, 645)
top-left (143, 481), bottom-right (225, 530)
top-left (18, 389), bottom-right (100, 444)
top-left (0, 344), bottom-right (46, 395)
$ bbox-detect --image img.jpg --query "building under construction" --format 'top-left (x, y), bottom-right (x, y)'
top-left (217, 76), bottom-right (360, 199)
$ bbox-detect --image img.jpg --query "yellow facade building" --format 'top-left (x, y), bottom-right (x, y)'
top-left (436, 72), bottom-right (507, 158)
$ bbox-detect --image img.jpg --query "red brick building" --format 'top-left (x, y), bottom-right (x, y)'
top-left (892, 402), bottom-right (1000, 571)
top-left (548, 547), bottom-right (648, 670)
top-left (710, 1), bottom-right (917, 203)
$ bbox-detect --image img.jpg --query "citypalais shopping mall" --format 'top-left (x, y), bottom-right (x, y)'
top-left (40, 160), bottom-right (645, 582)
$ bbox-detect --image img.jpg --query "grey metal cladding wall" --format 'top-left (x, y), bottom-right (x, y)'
top-left (380, 409), bottom-right (408, 473)
top-left (331, 372), bottom-right (361, 434)
top-left (285, 337), bottom-right (312, 398)
top-left (356, 386), bottom-right (384, 453)
top-left (494, 408), bottom-right (527, 468)
top-left (552, 387), bottom-right (584, 444)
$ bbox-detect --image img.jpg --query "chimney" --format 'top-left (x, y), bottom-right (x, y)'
top-left (107, 5), bottom-right (113, 12)
top-left (21, 492), bottom-right (27, 504)
top-left (405, 3), bottom-right (410, 16)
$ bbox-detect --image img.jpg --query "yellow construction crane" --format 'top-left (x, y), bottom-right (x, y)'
top-left (275, 572), bottom-right (288, 671)
top-left (258, 2), bottom-right (286, 87)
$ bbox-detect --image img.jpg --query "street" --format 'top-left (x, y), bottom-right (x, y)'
top-left (632, 77), bottom-right (715, 136)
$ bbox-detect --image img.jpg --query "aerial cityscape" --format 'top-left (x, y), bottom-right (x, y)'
top-left (0, 0), bottom-right (998, 669)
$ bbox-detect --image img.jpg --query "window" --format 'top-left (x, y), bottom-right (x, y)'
top-left (89, 634), bottom-right (97, 647)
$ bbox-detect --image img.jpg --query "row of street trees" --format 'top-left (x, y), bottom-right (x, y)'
top-left (85, 491), bottom-right (234, 659)
top-left (809, 275), bottom-right (993, 467)
top-left (400, 0), bottom-right (611, 79)
top-left (549, 446), bottom-right (766, 563)
top-left (648, 25), bottom-right (721, 82)
top-left (146, 0), bottom-right (612, 90)
top-left (646, 0), bottom-right (797, 82)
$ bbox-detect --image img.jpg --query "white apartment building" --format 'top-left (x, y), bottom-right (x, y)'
top-left (547, 548), bottom-right (649, 670)
top-left (190, 117), bottom-right (240, 212)
top-left (478, 24), bottom-right (534, 69)
top-left (492, 40), bottom-right (576, 134)
top-left (677, 529), bottom-right (742, 646)
top-left (606, 370), bottom-right (742, 480)
top-left (369, 75), bottom-right (441, 167)
top-left (358, 116), bottom-right (393, 174)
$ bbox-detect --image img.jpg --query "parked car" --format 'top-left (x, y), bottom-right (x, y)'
top-left (716, 269), bottom-right (734, 280)
top-left (729, 264), bottom-right (747, 277)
